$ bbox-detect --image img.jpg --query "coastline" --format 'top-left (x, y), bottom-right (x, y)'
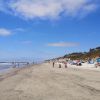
top-left (0, 62), bottom-right (100, 81)
top-left (0, 63), bottom-right (35, 81)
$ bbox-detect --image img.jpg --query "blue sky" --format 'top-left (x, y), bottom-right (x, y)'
top-left (0, 0), bottom-right (100, 60)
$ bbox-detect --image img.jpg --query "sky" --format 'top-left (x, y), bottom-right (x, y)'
top-left (0, 0), bottom-right (100, 60)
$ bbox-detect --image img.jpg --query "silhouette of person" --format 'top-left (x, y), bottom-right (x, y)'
top-left (53, 62), bottom-right (55, 67)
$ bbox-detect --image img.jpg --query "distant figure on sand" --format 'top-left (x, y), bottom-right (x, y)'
top-left (59, 63), bottom-right (61, 68)
top-left (64, 62), bottom-right (67, 68)
top-left (53, 62), bottom-right (55, 67)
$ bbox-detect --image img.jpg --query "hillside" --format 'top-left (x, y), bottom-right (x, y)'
top-left (63, 47), bottom-right (100, 60)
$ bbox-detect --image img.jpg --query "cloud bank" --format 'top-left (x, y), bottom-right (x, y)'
top-left (47, 42), bottom-right (79, 47)
top-left (0, 0), bottom-right (99, 20)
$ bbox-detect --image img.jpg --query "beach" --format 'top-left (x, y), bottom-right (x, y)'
top-left (0, 63), bottom-right (100, 100)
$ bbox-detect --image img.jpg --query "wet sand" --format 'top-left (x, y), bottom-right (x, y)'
top-left (0, 63), bottom-right (100, 100)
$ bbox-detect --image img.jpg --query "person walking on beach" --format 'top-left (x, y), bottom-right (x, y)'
top-left (53, 62), bottom-right (55, 68)
top-left (64, 62), bottom-right (67, 68)
top-left (59, 63), bottom-right (61, 68)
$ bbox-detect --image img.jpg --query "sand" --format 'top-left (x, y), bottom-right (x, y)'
top-left (0, 63), bottom-right (100, 100)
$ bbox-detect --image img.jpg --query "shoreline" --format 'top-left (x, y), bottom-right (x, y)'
top-left (0, 64), bottom-right (35, 81)
top-left (0, 62), bottom-right (100, 78)
top-left (1, 62), bottom-right (100, 81)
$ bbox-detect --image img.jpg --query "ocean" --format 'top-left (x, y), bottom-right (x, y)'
top-left (0, 60), bottom-right (44, 74)
top-left (0, 63), bottom-right (31, 74)
top-left (0, 63), bottom-right (13, 73)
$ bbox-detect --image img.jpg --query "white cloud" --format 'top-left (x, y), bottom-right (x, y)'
top-left (47, 42), bottom-right (79, 47)
top-left (0, 28), bottom-right (12, 36)
top-left (0, 0), bottom-right (99, 20)
top-left (0, 28), bottom-right (24, 36)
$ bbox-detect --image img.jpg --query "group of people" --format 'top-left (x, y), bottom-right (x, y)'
top-left (53, 61), bottom-right (67, 68)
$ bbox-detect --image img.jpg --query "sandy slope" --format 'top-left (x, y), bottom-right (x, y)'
top-left (0, 63), bottom-right (100, 100)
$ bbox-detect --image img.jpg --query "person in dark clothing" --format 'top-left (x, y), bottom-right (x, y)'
top-left (59, 63), bottom-right (61, 68)
top-left (53, 62), bottom-right (55, 67)
top-left (65, 62), bottom-right (67, 68)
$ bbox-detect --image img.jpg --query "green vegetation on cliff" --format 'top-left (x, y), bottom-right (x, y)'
top-left (64, 47), bottom-right (100, 60)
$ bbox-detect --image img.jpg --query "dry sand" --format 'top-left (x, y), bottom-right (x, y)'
top-left (0, 63), bottom-right (100, 100)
